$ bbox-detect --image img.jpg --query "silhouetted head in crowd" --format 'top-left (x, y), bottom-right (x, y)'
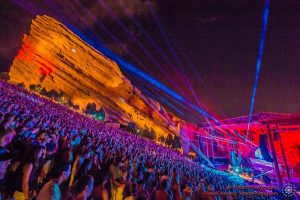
top-left (75, 158), bottom-right (92, 180)
top-left (47, 162), bottom-right (71, 184)
top-left (21, 144), bottom-right (43, 166)
top-left (0, 128), bottom-right (16, 147)
top-left (71, 175), bottom-right (94, 199)
top-left (160, 177), bottom-right (171, 190)
top-left (36, 132), bottom-right (49, 146)
top-left (98, 171), bottom-right (109, 187)
top-left (0, 147), bottom-right (15, 180)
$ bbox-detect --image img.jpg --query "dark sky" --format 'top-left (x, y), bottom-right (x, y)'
top-left (0, 0), bottom-right (299, 119)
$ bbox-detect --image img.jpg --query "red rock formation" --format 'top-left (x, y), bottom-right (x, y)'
top-left (9, 15), bottom-right (180, 137)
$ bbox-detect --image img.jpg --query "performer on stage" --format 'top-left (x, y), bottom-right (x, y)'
top-left (230, 149), bottom-right (242, 175)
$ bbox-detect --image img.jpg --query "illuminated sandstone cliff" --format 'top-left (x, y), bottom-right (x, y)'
top-left (9, 15), bottom-right (179, 137)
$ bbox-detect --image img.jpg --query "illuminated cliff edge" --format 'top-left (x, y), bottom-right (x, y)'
top-left (9, 15), bottom-right (180, 137)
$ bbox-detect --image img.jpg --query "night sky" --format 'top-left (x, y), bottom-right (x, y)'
top-left (0, 0), bottom-right (299, 119)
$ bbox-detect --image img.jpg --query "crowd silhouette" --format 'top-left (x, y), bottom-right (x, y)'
top-left (0, 81), bottom-right (265, 200)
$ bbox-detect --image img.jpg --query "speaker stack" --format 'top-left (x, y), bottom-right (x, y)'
top-left (259, 134), bottom-right (273, 162)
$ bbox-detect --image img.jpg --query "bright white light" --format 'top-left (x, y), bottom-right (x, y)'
top-left (71, 48), bottom-right (77, 53)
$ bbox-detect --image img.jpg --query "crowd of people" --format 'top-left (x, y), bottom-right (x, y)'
top-left (0, 80), bottom-right (272, 200)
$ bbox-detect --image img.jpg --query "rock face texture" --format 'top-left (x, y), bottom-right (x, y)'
top-left (9, 15), bottom-right (178, 137)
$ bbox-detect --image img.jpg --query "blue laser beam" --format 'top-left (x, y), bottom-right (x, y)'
top-left (67, 24), bottom-right (219, 123)
top-left (246, 0), bottom-right (270, 140)
top-left (66, 16), bottom-right (257, 146)
top-left (146, 5), bottom-right (250, 142)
